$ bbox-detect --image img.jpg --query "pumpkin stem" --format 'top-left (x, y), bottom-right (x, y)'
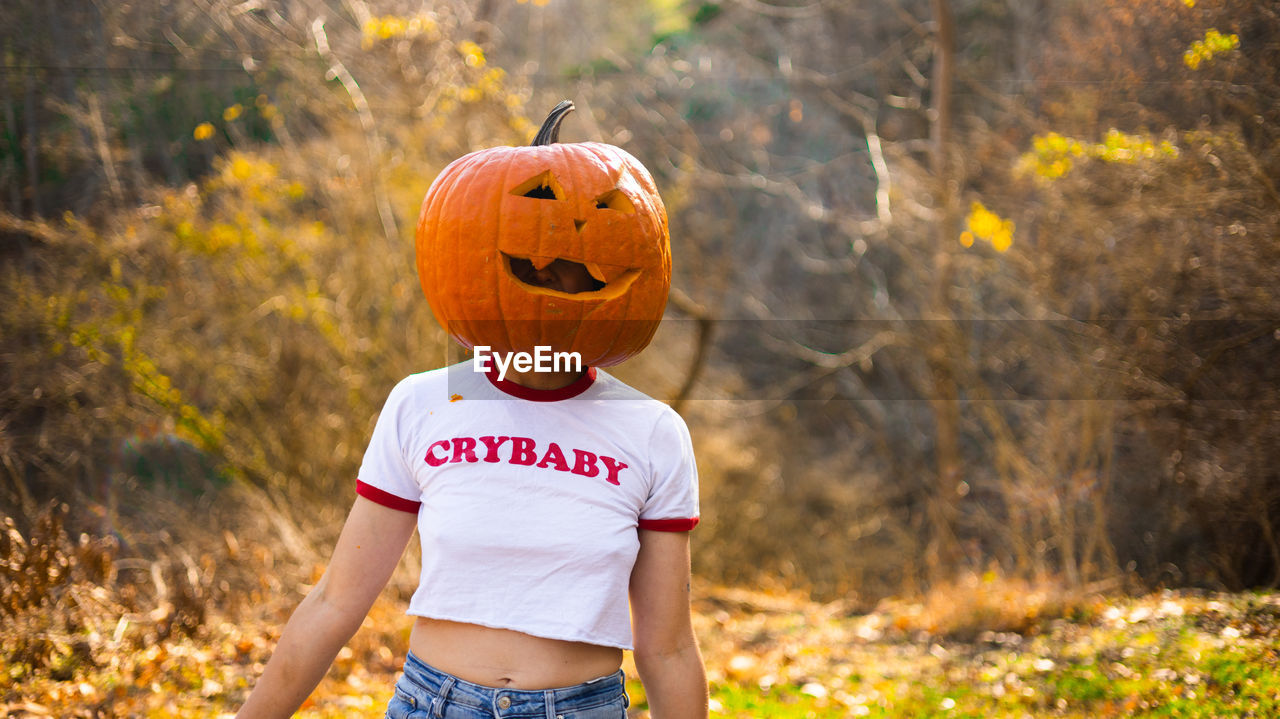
top-left (532, 100), bottom-right (575, 146)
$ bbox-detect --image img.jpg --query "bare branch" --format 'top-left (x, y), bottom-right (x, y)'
top-left (310, 16), bottom-right (399, 250)
top-left (770, 329), bottom-right (902, 370)
top-left (731, 0), bottom-right (826, 20)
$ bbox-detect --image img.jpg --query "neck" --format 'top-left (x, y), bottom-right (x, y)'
top-left (501, 366), bottom-right (587, 390)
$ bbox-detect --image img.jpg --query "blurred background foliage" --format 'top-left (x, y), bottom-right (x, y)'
top-left (1, 0), bottom-right (1278, 684)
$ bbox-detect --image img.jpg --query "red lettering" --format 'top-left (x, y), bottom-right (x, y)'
top-left (449, 437), bottom-right (478, 463)
top-left (477, 435), bottom-right (511, 463)
top-left (536, 442), bottom-right (570, 472)
top-left (509, 436), bottom-right (537, 465)
top-left (571, 449), bottom-right (600, 478)
top-left (599, 456), bottom-right (628, 486)
top-left (424, 440), bottom-right (450, 467)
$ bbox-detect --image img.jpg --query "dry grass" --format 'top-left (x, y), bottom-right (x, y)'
top-left (875, 570), bottom-right (1108, 642)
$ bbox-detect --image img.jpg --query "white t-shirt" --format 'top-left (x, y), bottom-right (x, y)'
top-left (355, 361), bottom-right (699, 650)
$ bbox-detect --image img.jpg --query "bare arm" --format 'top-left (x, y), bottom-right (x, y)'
top-left (629, 529), bottom-right (708, 719)
top-left (236, 496), bottom-right (417, 719)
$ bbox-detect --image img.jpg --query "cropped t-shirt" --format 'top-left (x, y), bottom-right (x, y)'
top-left (355, 361), bottom-right (699, 650)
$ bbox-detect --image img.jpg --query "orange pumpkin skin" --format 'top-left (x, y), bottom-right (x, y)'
top-left (415, 103), bottom-right (670, 367)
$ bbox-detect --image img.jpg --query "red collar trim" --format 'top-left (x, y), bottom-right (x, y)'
top-left (484, 367), bottom-right (597, 401)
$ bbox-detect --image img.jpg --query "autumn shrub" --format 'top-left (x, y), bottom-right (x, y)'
top-left (1, 0), bottom-right (533, 510)
top-left (878, 569), bottom-right (1105, 642)
top-left (685, 409), bottom-right (922, 605)
top-left (0, 493), bottom-right (371, 711)
top-left (5, 0), bottom-right (1276, 650)
top-left (1017, 0), bottom-right (1280, 590)
top-left (0, 10), bottom-right (540, 709)
top-left (0, 502), bottom-right (175, 685)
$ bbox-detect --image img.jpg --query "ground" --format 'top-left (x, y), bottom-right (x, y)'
top-left (4, 581), bottom-right (1278, 717)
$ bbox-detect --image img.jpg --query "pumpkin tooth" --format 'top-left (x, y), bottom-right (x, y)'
top-left (529, 255), bottom-right (555, 270)
top-left (585, 262), bottom-right (608, 283)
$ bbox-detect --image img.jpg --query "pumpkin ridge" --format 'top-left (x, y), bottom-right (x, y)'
top-left (459, 151), bottom-right (508, 341)
top-left (493, 148), bottom-right (518, 354)
top-left (537, 147), bottom-right (554, 280)
top-left (561, 143), bottom-right (589, 268)
top-left (587, 282), bottom-right (635, 360)
top-left (431, 159), bottom-right (473, 342)
top-left (582, 143), bottom-right (662, 261)
top-left (539, 148), bottom-right (560, 331)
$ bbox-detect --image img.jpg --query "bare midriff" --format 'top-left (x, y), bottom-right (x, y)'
top-left (408, 617), bottom-right (624, 689)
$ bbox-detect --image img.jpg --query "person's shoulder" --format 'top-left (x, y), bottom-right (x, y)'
top-left (589, 369), bottom-right (662, 404)
top-left (588, 371), bottom-right (688, 428)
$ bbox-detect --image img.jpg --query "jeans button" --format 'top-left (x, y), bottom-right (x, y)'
top-left (497, 696), bottom-right (512, 709)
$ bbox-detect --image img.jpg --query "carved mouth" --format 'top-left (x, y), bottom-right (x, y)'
top-left (502, 252), bottom-right (641, 300)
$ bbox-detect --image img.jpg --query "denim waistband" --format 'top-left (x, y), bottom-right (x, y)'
top-left (395, 650), bottom-right (626, 718)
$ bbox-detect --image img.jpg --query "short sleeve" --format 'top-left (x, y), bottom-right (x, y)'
top-left (356, 379), bottom-right (423, 513)
top-left (638, 409), bottom-right (699, 531)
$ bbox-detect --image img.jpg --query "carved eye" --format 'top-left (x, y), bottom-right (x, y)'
top-left (510, 170), bottom-right (563, 200)
top-left (594, 189), bottom-right (634, 213)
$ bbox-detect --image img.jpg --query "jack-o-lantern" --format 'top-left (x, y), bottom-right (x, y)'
top-left (415, 101), bottom-right (670, 367)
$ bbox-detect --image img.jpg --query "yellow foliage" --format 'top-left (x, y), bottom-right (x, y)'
top-left (208, 223), bottom-right (241, 252)
top-left (193, 122), bottom-right (215, 141)
top-left (216, 152), bottom-right (281, 194)
top-left (1094, 128), bottom-right (1179, 164)
top-left (229, 157), bottom-right (253, 181)
top-left (1183, 29), bottom-right (1240, 70)
top-left (361, 14), bottom-right (439, 48)
top-left (222, 104), bottom-right (243, 122)
top-left (650, 0), bottom-right (691, 36)
top-left (458, 40), bottom-right (486, 68)
top-left (34, 147), bottom-right (342, 457)
top-left (1018, 130), bottom-right (1179, 180)
top-left (482, 67), bottom-right (507, 91)
top-left (65, 275), bottom-right (226, 450)
top-left (380, 16), bottom-right (406, 38)
top-left (157, 152), bottom-right (310, 261)
top-left (963, 201), bottom-right (1015, 253)
top-left (991, 233), bottom-right (1012, 254)
top-left (436, 65), bottom-right (512, 109)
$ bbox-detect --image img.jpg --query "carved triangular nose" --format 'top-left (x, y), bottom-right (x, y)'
top-left (574, 218), bottom-right (587, 232)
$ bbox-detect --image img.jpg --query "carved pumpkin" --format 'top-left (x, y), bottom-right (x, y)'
top-left (415, 101), bottom-right (671, 367)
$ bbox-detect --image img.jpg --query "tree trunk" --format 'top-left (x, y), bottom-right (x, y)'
top-left (666, 287), bottom-right (714, 414)
top-left (1, 39), bottom-right (22, 214)
top-left (925, 0), bottom-right (963, 582)
top-left (22, 64), bottom-right (40, 217)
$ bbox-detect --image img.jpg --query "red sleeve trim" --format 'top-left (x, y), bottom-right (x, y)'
top-left (638, 517), bottom-right (700, 532)
top-left (356, 480), bottom-right (422, 514)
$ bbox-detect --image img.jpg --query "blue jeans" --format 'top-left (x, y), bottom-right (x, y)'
top-left (385, 651), bottom-right (629, 719)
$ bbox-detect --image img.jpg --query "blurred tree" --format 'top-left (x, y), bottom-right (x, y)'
top-left (1012, 0), bottom-right (1280, 588)
top-left (3, 0), bottom-right (1275, 603)
top-left (549, 0), bottom-right (1276, 597)
top-left (0, 0), bottom-right (529, 535)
